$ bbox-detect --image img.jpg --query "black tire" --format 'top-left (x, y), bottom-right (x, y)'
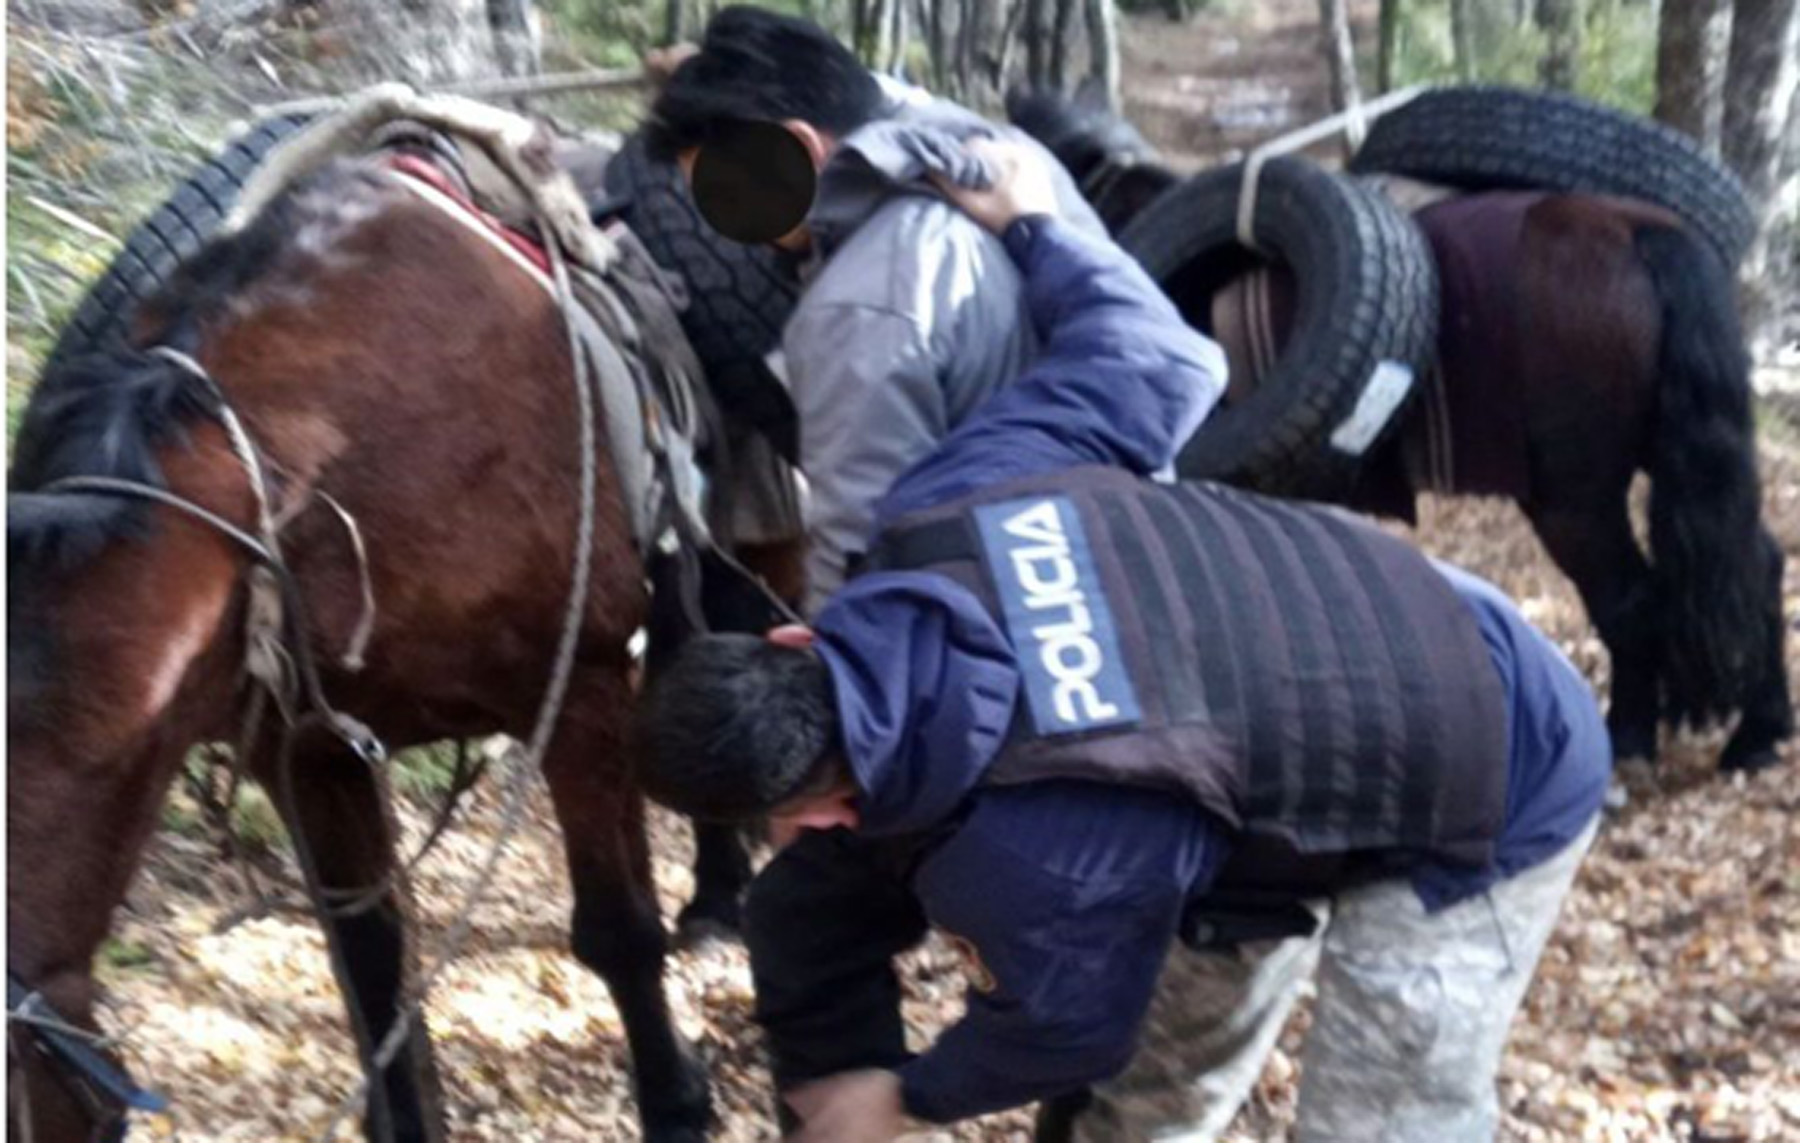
top-left (606, 134), bottom-right (801, 461)
top-left (1119, 157), bottom-right (1439, 496)
top-left (1349, 85), bottom-right (1755, 269)
top-left (43, 114), bottom-right (314, 372)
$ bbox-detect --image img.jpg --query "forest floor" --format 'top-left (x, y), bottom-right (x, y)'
top-left (105, 449), bottom-right (1800, 1143)
top-left (26, 3), bottom-right (1798, 1142)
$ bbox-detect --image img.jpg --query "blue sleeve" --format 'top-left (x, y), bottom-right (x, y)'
top-left (875, 215), bottom-right (1228, 526)
top-left (896, 782), bottom-right (1223, 1123)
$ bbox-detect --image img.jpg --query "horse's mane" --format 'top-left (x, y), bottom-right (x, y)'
top-left (1005, 86), bottom-right (1161, 174)
top-left (8, 161), bottom-right (382, 572)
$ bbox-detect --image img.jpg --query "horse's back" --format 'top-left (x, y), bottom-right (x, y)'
top-left (1408, 190), bottom-right (1666, 502)
top-left (179, 160), bottom-right (647, 707)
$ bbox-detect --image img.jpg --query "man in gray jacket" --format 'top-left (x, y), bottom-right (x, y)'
top-left (643, 5), bottom-right (1114, 611)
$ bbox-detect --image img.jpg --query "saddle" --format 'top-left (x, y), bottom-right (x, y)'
top-left (221, 84), bottom-right (722, 557)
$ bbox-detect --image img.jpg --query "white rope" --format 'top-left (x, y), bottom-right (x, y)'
top-left (314, 206), bottom-right (604, 1143)
top-left (315, 491), bottom-right (377, 671)
top-left (1235, 84), bottom-right (1430, 252)
top-left (7, 994), bottom-right (118, 1049)
top-left (251, 67), bottom-right (650, 121)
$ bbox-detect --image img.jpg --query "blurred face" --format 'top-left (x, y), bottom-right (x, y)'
top-left (680, 119), bottom-right (833, 253)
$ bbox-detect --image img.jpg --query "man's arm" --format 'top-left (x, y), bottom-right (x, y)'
top-left (875, 210), bottom-right (1228, 525)
top-left (895, 783), bottom-right (1223, 1123)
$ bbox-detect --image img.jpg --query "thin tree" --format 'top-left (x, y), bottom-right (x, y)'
top-left (1450, 0), bottom-right (1478, 81)
top-left (1378, 0), bottom-right (1402, 92)
top-left (927, 0), bottom-right (951, 93)
top-left (1722, 0), bottom-right (1800, 207)
top-left (1535, 0), bottom-right (1582, 90)
top-left (486, 0), bottom-right (538, 77)
top-left (957, 0), bottom-right (980, 94)
top-left (665, 0), bottom-right (687, 45)
top-left (1085, 0), bottom-right (1120, 110)
top-left (1050, 0), bottom-right (1078, 91)
top-left (1655, 0), bottom-right (1729, 151)
top-left (890, 0), bottom-right (911, 75)
top-left (1024, 0), bottom-right (1050, 89)
top-left (1317, 0), bottom-right (1363, 116)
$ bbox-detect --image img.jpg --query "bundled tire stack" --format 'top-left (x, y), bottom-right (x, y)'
top-left (1125, 85), bottom-right (1754, 497)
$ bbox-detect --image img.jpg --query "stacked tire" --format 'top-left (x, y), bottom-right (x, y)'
top-left (1120, 157), bottom-right (1439, 497)
top-left (41, 114), bottom-right (312, 372)
top-left (604, 135), bottom-right (802, 459)
top-left (1349, 85), bottom-right (1755, 271)
top-left (1126, 85), bottom-right (1754, 495)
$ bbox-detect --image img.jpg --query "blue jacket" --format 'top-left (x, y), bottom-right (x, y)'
top-left (808, 216), bottom-right (1610, 1123)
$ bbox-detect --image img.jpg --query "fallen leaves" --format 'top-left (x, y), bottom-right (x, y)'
top-left (106, 444), bottom-right (1800, 1142)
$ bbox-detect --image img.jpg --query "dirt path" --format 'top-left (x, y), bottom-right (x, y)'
top-left (1118, 0), bottom-right (1374, 170)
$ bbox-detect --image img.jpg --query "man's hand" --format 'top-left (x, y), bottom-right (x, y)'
top-left (787, 1069), bottom-right (907, 1143)
top-left (931, 138), bottom-right (1060, 235)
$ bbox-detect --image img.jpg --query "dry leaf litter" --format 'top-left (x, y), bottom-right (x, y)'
top-left (98, 438), bottom-right (1800, 1142)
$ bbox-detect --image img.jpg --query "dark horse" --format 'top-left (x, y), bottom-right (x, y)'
top-left (7, 157), bottom-right (730, 1141)
top-left (1011, 91), bottom-right (1791, 772)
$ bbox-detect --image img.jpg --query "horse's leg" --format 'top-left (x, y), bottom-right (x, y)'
top-left (677, 823), bottom-right (753, 945)
top-left (254, 737), bottom-right (445, 1143)
top-left (544, 673), bottom-right (711, 1143)
top-left (1720, 527), bottom-right (1793, 771)
top-left (675, 536), bottom-right (809, 945)
top-left (1525, 492), bottom-right (1661, 761)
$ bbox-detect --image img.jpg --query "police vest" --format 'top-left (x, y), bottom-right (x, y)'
top-left (864, 465), bottom-right (1510, 869)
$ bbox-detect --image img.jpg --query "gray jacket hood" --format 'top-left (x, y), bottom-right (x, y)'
top-left (807, 83), bottom-right (1105, 255)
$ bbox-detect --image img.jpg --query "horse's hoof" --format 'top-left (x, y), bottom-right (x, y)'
top-left (674, 913), bottom-right (743, 951)
top-left (640, 1050), bottom-right (712, 1143)
top-left (675, 898), bottom-right (744, 950)
top-left (1718, 743), bottom-right (1783, 773)
top-left (1608, 727), bottom-right (1657, 766)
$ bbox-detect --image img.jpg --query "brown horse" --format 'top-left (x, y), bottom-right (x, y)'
top-left (1011, 92), bottom-right (1792, 773)
top-left (7, 157), bottom-right (722, 1141)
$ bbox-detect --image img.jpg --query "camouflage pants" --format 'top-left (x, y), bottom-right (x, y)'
top-left (1071, 818), bottom-right (1599, 1143)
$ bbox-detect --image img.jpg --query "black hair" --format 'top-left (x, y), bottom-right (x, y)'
top-left (642, 6), bottom-right (886, 160)
top-left (635, 633), bottom-right (842, 821)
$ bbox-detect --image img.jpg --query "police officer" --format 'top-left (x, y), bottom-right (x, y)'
top-left (637, 141), bottom-right (1612, 1143)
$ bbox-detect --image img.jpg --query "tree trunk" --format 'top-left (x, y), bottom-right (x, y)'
top-left (928, 0), bottom-right (950, 93)
top-left (486, 0), bottom-right (539, 77)
top-left (958, 0), bottom-right (979, 94)
top-left (1378, 0), bottom-right (1401, 92)
top-left (664, 0), bottom-right (686, 45)
top-left (1655, 0), bottom-right (1730, 153)
top-left (1449, 0), bottom-right (1478, 81)
top-left (1085, 0), bottom-right (1119, 109)
top-left (998, 0), bottom-right (1029, 93)
top-left (1049, 0), bottom-right (1077, 90)
top-left (889, 0), bottom-right (911, 75)
top-left (1722, 0), bottom-right (1800, 205)
top-left (1535, 0), bottom-right (1582, 90)
top-left (1317, 0), bottom-right (1363, 115)
top-left (1023, 0), bottom-right (1051, 89)
top-left (871, 0), bottom-right (896, 68)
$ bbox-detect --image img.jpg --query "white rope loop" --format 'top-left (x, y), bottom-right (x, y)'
top-left (1234, 84), bottom-right (1430, 253)
top-left (315, 194), bottom-right (605, 1143)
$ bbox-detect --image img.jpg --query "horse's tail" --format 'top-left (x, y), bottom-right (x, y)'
top-left (1638, 222), bottom-right (1775, 725)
